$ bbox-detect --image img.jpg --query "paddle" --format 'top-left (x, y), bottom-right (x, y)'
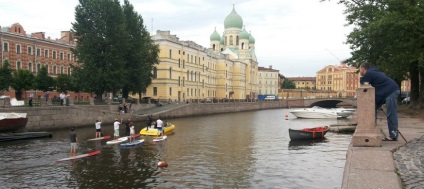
top-left (380, 108), bottom-right (407, 142)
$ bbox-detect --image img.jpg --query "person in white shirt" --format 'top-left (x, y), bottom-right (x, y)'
top-left (129, 122), bottom-right (135, 142)
top-left (156, 117), bottom-right (163, 137)
top-left (95, 119), bottom-right (102, 138)
top-left (60, 92), bottom-right (65, 106)
top-left (113, 119), bottom-right (121, 139)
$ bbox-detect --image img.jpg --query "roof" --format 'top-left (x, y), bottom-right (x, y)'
top-left (224, 5), bottom-right (243, 29)
top-left (258, 66), bottom-right (279, 72)
top-left (287, 77), bottom-right (316, 81)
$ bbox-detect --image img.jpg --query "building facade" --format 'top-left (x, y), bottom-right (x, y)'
top-left (316, 62), bottom-right (359, 97)
top-left (1, 23), bottom-right (76, 76)
top-left (258, 66), bottom-right (279, 98)
top-left (145, 5), bottom-right (259, 102)
top-left (286, 77), bottom-right (316, 89)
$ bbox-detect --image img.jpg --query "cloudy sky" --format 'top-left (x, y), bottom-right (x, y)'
top-left (0, 0), bottom-right (352, 77)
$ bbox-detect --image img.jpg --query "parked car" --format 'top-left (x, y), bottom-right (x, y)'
top-left (402, 97), bottom-right (410, 105)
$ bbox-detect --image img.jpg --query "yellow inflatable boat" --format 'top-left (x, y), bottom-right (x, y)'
top-left (140, 123), bottom-right (175, 136)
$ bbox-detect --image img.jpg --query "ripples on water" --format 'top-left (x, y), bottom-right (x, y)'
top-left (0, 109), bottom-right (352, 188)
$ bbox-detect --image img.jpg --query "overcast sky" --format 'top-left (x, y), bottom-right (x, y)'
top-left (0, 0), bottom-right (352, 77)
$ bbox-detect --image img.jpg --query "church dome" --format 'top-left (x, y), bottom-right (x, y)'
top-left (210, 28), bottom-right (221, 41)
top-left (224, 5), bottom-right (243, 29)
top-left (249, 32), bottom-right (255, 44)
top-left (239, 27), bottom-right (249, 40)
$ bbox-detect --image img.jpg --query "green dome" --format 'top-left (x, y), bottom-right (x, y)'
top-left (249, 32), bottom-right (255, 44)
top-left (239, 27), bottom-right (249, 40)
top-left (210, 28), bottom-right (221, 41)
top-left (220, 33), bottom-right (225, 45)
top-left (224, 5), bottom-right (243, 29)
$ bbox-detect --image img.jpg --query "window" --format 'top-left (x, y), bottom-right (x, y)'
top-left (169, 49), bottom-right (172, 59)
top-left (60, 66), bottom-right (64, 74)
top-left (178, 59), bottom-right (181, 67)
top-left (46, 65), bottom-right (50, 74)
top-left (44, 49), bottom-right (49, 58)
top-left (27, 46), bottom-right (32, 55)
top-left (67, 53), bottom-right (71, 61)
top-left (183, 60), bottom-right (185, 68)
top-left (16, 61), bottom-right (21, 69)
top-left (236, 36), bottom-right (239, 45)
top-left (169, 67), bottom-right (172, 79)
top-left (36, 48), bottom-right (41, 56)
top-left (187, 88), bottom-right (189, 96)
top-left (169, 87), bottom-right (172, 95)
top-left (36, 63), bottom-right (41, 73)
top-left (213, 44), bottom-right (216, 50)
top-left (53, 51), bottom-right (57, 59)
top-left (16, 44), bottom-right (21, 54)
top-left (187, 71), bottom-right (189, 80)
top-left (28, 62), bottom-right (32, 72)
top-left (230, 36), bottom-right (233, 45)
top-left (178, 76), bottom-right (181, 86)
top-left (3, 43), bottom-right (8, 52)
top-left (53, 65), bottom-right (57, 74)
top-left (191, 55), bottom-right (193, 63)
top-left (153, 67), bottom-right (158, 79)
top-left (67, 67), bottom-right (71, 75)
top-left (153, 87), bottom-right (158, 96)
top-left (60, 52), bottom-right (64, 60)
top-left (183, 77), bottom-right (185, 86)
top-left (178, 50), bottom-right (180, 54)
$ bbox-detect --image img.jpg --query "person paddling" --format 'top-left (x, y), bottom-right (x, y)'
top-left (69, 128), bottom-right (78, 157)
top-left (156, 117), bottom-right (164, 137)
top-left (95, 119), bottom-right (102, 138)
top-left (129, 122), bottom-right (135, 142)
top-left (113, 118), bottom-right (121, 139)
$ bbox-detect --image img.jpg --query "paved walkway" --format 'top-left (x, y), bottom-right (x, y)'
top-left (342, 111), bottom-right (424, 189)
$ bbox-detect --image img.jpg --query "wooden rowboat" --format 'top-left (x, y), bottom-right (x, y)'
top-left (289, 126), bottom-right (330, 140)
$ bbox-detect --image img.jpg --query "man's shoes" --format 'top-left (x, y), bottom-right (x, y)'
top-left (382, 137), bottom-right (397, 141)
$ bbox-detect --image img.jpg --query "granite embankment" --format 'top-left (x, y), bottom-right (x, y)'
top-left (1, 101), bottom-right (289, 131)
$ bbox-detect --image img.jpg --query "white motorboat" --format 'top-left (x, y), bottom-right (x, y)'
top-left (290, 106), bottom-right (354, 119)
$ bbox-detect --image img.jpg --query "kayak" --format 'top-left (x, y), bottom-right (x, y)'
top-left (153, 135), bottom-right (167, 142)
top-left (106, 137), bottom-right (128, 144)
top-left (87, 135), bottom-right (111, 141)
top-left (120, 139), bottom-right (144, 147)
top-left (56, 150), bottom-right (100, 162)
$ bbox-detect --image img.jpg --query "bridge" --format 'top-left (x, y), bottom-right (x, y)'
top-left (286, 97), bottom-right (357, 108)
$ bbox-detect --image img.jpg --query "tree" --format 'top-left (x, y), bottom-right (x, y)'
top-left (55, 74), bottom-right (71, 93)
top-left (72, 0), bottom-right (128, 100)
top-left (282, 79), bottom-right (296, 89)
top-left (11, 69), bottom-right (34, 100)
top-left (326, 0), bottom-right (424, 107)
top-left (121, 0), bottom-right (159, 100)
top-left (0, 60), bottom-right (13, 92)
top-left (35, 66), bottom-right (55, 92)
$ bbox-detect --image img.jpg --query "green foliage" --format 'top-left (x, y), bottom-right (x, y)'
top-left (55, 74), bottom-right (71, 92)
top-left (282, 79), bottom-right (296, 89)
top-left (121, 0), bottom-right (159, 98)
top-left (72, 0), bottom-right (128, 99)
top-left (327, 0), bottom-right (424, 106)
top-left (35, 66), bottom-right (55, 92)
top-left (0, 60), bottom-right (13, 91)
top-left (11, 69), bottom-right (34, 100)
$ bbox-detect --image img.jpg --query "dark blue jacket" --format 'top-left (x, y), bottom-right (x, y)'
top-left (360, 67), bottom-right (399, 108)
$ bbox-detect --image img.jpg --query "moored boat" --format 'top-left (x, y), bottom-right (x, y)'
top-left (140, 123), bottom-right (175, 136)
top-left (290, 106), bottom-right (353, 119)
top-left (0, 113), bottom-right (28, 133)
top-left (289, 126), bottom-right (330, 140)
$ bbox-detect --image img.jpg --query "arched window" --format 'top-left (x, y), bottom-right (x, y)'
top-left (236, 36), bottom-right (239, 45)
top-left (45, 64), bottom-right (49, 74)
top-left (36, 48), bottom-right (41, 56)
top-left (53, 51), bottom-right (57, 59)
top-left (241, 42), bottom-right (245, 50)
top-left (28, 62), bottom-right (32, 72)
top-left (53, 65), bottom-right (57, 74)
top-left (36, 63), bottom-right (41, 73)
top-left (16, 44), bottom-right (21, 54)
top-left (153, 67), bottom-right (157, 79)
top-left (44, 49), bottom-right (49, 58)
top-left (60, 66), bottom-right (64, 74)
top-left (187, 70), bottom-right (189, 80)
top-left (3, 42), bottom-right (8, 52)
top-left (230, 36), bottom-right (233, 45)
top-left (16, 61), bottom-right (21, 69)
top-left (194, 72), bottom-right (197, 82)
top-left (67, 67), bottom-right (71, 75)
top-left (212, 44), bottom-right (216, 50)
top-left (191, 71), bottom-right (194, 81)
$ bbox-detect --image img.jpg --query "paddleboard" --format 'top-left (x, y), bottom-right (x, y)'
top-left (106, 136), bottom-right (128, 144)
top-left (56, 150), bottom-right (100, 162)
top-left (87, 135), bottom-right (111, 141)
top-left (153, 135), bottom-right (167, 142)
top-left (120, 139), bottom-right (144, 147)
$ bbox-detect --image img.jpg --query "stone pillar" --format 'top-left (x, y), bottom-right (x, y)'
top-left (40, 97), bottom-right (47, 106)
top-left (69, 97), bottom-right (74, 106)
top-left (90, 98), bottom-right (95, 105)
top-left (352, 83), bottom-right (382, 147)
top-left (3, 97), bottom-right (11, 108)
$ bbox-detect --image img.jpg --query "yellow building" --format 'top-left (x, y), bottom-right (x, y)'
top-left (286, 77), bottom-right (316, 89)
top-left (144, 5), bottom-right (259, 102)
top-left (316, 62), bottom-right (359, 97)
top-left (258, 66), bottom-right (279, 97)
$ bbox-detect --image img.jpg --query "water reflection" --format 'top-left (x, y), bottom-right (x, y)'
top-left (0, 109), bottom-right (352, 188)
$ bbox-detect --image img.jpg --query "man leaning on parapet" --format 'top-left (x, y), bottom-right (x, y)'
top-left (359, 63), bottom-right (400, 141)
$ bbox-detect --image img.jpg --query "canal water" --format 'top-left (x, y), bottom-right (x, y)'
top-left (0, 109), bottom-right (353, 189)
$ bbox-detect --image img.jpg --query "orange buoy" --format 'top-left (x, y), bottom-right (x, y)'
top-left (157, 161), bottom-right (168, 167)
top-left (285, 114), bottom-right (288, 120)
